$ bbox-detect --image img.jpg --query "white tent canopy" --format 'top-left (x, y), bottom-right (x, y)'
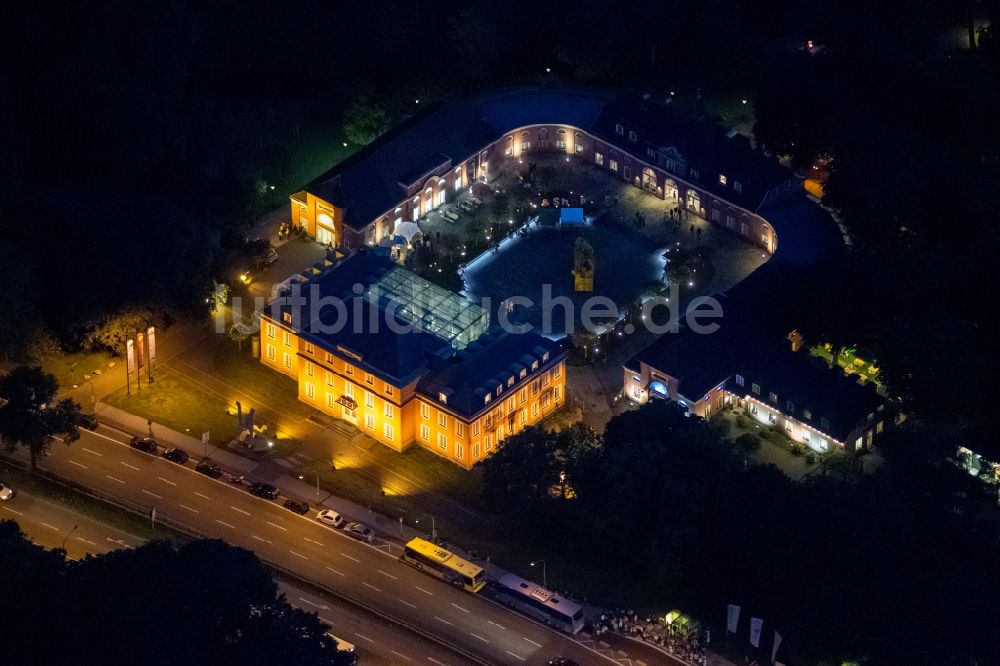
top-left (394, 221), bottom-right (422, 241)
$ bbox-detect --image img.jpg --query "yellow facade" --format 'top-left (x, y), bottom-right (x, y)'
top-left (259, 313), bottom-right (566, 469)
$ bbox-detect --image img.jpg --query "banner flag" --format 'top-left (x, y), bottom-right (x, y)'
top-left (772, 631), bottom-right (783, 663)
top-left (126, 339), bottom-right (135, 375)
top-left (136, 332), bottom-right (145, 370)
top-left (147, 327), bottom-right (156, 366)
top-left (750, 617), bottom-right (764, 648)
top-left (726, 604), bottom-right (741, 633)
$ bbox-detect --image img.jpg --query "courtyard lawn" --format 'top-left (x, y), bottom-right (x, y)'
top-left (104, 366), bottom-right (250, 448)
top-left (41, 349), bottom-right (116, 390)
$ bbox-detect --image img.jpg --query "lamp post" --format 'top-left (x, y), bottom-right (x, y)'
top-left (530, 559), bottom-right (547, 588)
top-left (297, 470), bottom-right (320, 498)
top-left (415, 514), bottom-right (437, 542)
top-left (61, 524), bottom-right (79, 551)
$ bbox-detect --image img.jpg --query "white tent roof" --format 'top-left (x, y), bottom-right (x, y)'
top-left (394, 221), bottom-right (422, 240)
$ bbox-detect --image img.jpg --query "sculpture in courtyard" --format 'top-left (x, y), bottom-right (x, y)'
top-left (573, 236), bottom-right (595, 292)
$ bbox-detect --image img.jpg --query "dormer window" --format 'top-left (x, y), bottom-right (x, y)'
top-left (690, 168), bottom-right (700, 180)
top-left (734, 181), bottom-right (742, 194)
top-left (628, 131), bottom-right (637, 143)
top-left (519, 369), bottom-right (527, 379)
top-left (542, 352), bottom-right (549, 362)
top-left (752, 383), bottom-right (760, 395)
top-left (531, 360), bottom-right (539, 371)
top-left (735, 374), bottom-right (744, 387)
top-left (439, 392), bottom-right (447, 404)
top-left (719, 174), bottom-right (728, 186)
top-left (282, 312), bottom-right (292, 324)
top-left (507, 377), bottom-right (514, 387)
top-left (496, 385), bottom-right (503, 397)
top-left (769, 392), bottom-right (778, 403)
top-left (787, 400), bottom-right (795, 412)
top-left (615, 124), bottom-right (624, 135)
top-left (484, 394), bottom-right (491, 405)
top-left (412, 196), bottom-right (419, 204)
top-left (820, 417), bottom-right (830, 430)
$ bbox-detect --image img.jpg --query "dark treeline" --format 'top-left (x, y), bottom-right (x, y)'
top-left (479, 404), bottom-right (1000, 665)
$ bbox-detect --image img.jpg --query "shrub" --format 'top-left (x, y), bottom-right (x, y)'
top-left (805, 452), bottom-right (818, 464)
top-left (735, 433), bottom-right (762, 454)
top-left (713, 418), bottom-right (733, 437)
top-left (790, 444), bottom-right (806, 456)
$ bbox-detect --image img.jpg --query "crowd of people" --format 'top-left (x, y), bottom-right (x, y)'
top-left (593, 609), bottom-right (709, 665)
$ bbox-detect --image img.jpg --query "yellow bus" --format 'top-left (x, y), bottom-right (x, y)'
top-left (401, 538), bottom-right (486, 593)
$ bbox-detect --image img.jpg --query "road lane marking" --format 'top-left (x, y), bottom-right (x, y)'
top-left (158, 477), bottom-right (176, 486)
top-left (77, 537), bottom-right (97, 546)
top-left (522, 637), bottom-right (542, 648)
top-left (434, 616), bottom-right (453, 626)
top-left (427, 659), bottom-right (450, 666)
top-left (362, 582), bottom-right (381, 592)
top-left (415, 585), bottom-right (434, 596)
top-left (120, 461), bottom-right (140, 471)
top-left (142, 490), bottom-right (162, 499)
top-left (297, 597), bottom-right (329, 610)
top-left (326, 566), bottom-right (345, 577)
top-left (40, 522), bottom-right (61, 531)
top-left (377, 569), bottom-right (398, 580)
top-left (230, 505), bottom-right (251, 516)
top-left (266, 521), bottom-right (287, 531)
top-left (450, 602), bottom-right (470, 613)
top-left (354, 633), bottom-right (376, 644)
top-left (179, 504), bottom-right (199, 513)
top-left (251, 535), bottom-right (272, 544)
top-left (469, 632), bottom-right (490, 644)
top-left (304, 537), bottom-right (323, 545)
top-left (398, 598), bottom-right (417, 609)
top-left (215, 519), bottom-right (236, 529)
top-left (68, 460), bottom-right (88, 469)
top-left (390, 650), bottom-right (412, 661)
top-left (4, 507), bottom-right (24, 516)
top-left (194, 491), bottom-right (211, 500)
top-left (105, 474), bottom-right (125, 484)
top-left (340, 552), bottom-right (360, 562)
top-left (82, 447), bottom-right (103, 457)
top-left (506, 651), bottom-right (526, 662)
top-left (289, 550), bottom-right (309, 560)
top-left (489, 620), bottom-right (508, 631)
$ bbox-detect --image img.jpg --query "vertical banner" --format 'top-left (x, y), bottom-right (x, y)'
top-left (136, 332), bottom-right (145, 370)
top-left (772, 631), bottom-right (782, 663)
top-left (750, 617), bottom-right (764, 648)
top-left (126, 338), bottom-right (135, 395)
top-left (147, 326), bottom-right (156, 369)
top-left (726, 604), bottom-right (741, 633)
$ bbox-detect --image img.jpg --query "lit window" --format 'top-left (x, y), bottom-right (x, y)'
top-left (437, 433), bottom-right (447, 451)
top-left (751, 383), bottom-right (760, 395)
top-left (556, 140), bottom-right (566, 149)
top-left (305, 342), bottom-right (314, 354)
top-left (521, 142), bottom-right (531, 151)
top-left (365, 413), bottom-right (374, 430)
top-left (472, 421), bottom-right (480, 436)
top-left (384, 423), bottom-right (394, 440)
top-left (283, 331), bottom-right (291, 347)
top-left (420, 424), bottom-right (430, 441)
top-left (609, 159), bottom-right (619, 172)
top-left (485, 434), bottom-right (494, 451)
top-left (305, 383), bottom-right (315, 400)
top-left (344, 383), bottom-right (354, 399)
top-left (364, 392), bottom-right (374, 409)
top-left (421, 403), bottom-right (430, 419)
top-left (484, 393), bottom-right (491, 405)
top-left (385, 385), bottom-right (393, 396)
top-left (519, 388), bottom-right (526, 404)
top-left (454, 442), bottom-right (464, 459)
top-left (769, 392), bottom-right (778, 403)
top-left (554, 385), bottom-right (561, 401)
top-left (595, 153), bottom-right (604, 166)
top-left (439, 392), bottom-right (448, 404)
top-left (384, 403), bottom-right (393, 419)
top-left (531, 360), bottom-right (539, 371)
top-left (719, 174), bottom-right (728, 186)
top-left (575, 143), bottom-right (584, 154)
top-left (345, 364), bottom-right (354, 376)
top-left (306, 363), bottom-right (315, 378)
top-left (735, 374), bottom-right (744, 387)
top-left (438, 412), bottom-right (447, 428)
top-left (803, 409), bottom-right (812, 420)
top-left (456, 421), bottom-right (464, 436)
top-left (325, 352), bottom-right (334, 364)
top-left (615, 124), bottom-right (624, 135)
top-left (283, 352), bottom-right (292, 369)
top-left (365, 373), bottom-right (374, 385)
top-left (520, 369), bottom-right (527, 379)
top-left (266, 324), bottom-right (275, 339)
top-left (266, 344), bottom-right (276, 361)
top-left (326, 393), bottom-right (335, 409)
top-left (531, 401), bottom-right (539, 417)
top-left (282, 312), bottom-right (292, 324)
top-left (519, 409), bottom-right (526, 424)
top-left (472, 443), bottom-right (480, 459)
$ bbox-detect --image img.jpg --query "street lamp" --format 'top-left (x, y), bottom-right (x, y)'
top-left (415, 514), bottom-right (437, 542)
top-left (61, 524), bottom-right (79, 551)
top-left (530, 559), bottom-right (547, 588)
top-left (297, 470), bottom-right (320, 498)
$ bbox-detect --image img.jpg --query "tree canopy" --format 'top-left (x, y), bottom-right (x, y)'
top-left (1, 526), bottom-right (353, 665)
top-left (0, 366), bottom-right (81, 468)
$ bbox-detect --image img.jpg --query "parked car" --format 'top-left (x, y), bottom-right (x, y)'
top-left (248, 482), bottom-right (279, 500)
top-left (77, 413), bottom-right (99, 430)
top-left (283, 498), bottom-right (309, 515)
top-left (129, 436), bottom-right (159, 455)
top-left (162, 447), bottom-right (189, 464)
top-left (316, 509), bottom-right (345, 528)
top-left (195, 460), bottom-right (223, 478)
top-left (344, 522), bottom-right (375, 542)
top-left (0, 481), bottom-right (15, 501)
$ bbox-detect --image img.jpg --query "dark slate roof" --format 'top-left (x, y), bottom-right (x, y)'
top-left (736, 340), bottom-right (886, 443)
top-left (590, 95), bottom-right (793, 211)
top-left (627, 321), bottom-right (886, 442)
top-left (626, 324), bottom-right (740, 400)
top-left (271, 249), bottom-right (453, 385)
top-left (305, 85), bottom-right (613, 230)
top-left (418, 331), bottom-right (566, 418)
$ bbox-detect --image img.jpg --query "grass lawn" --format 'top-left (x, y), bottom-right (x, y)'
top-left (0, 459), bottom-right (179, 541)
top-left (212, 342), bottom-right (314, 420)
top-left (104, 366), bottom-right (246, 448)
top-left (279, 122), bottom-right (357, 195)
top-left (41, 349), bottom-right (116, 390)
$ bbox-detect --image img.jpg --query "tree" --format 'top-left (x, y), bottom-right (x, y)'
top-left (0, 366), bottom-right (81, 468)
top-left (343, 99), bottom-right (389, 146)
top-left (0, 531), bottom-right (354, 665)
top-left (477, 426), bottom-right (560, 510)
top-left (84, 308), bottom-right (164, 354)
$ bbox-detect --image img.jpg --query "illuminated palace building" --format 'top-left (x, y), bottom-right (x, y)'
top-left (289, 86), bottom-right (802, 253)
top-left (259, 251), bottom-right (566, 469)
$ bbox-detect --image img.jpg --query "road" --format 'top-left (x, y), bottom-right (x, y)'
top-left (29, 426), bottom-right (654, 666)
top-left (3, 483), bottom-right (477, 665)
